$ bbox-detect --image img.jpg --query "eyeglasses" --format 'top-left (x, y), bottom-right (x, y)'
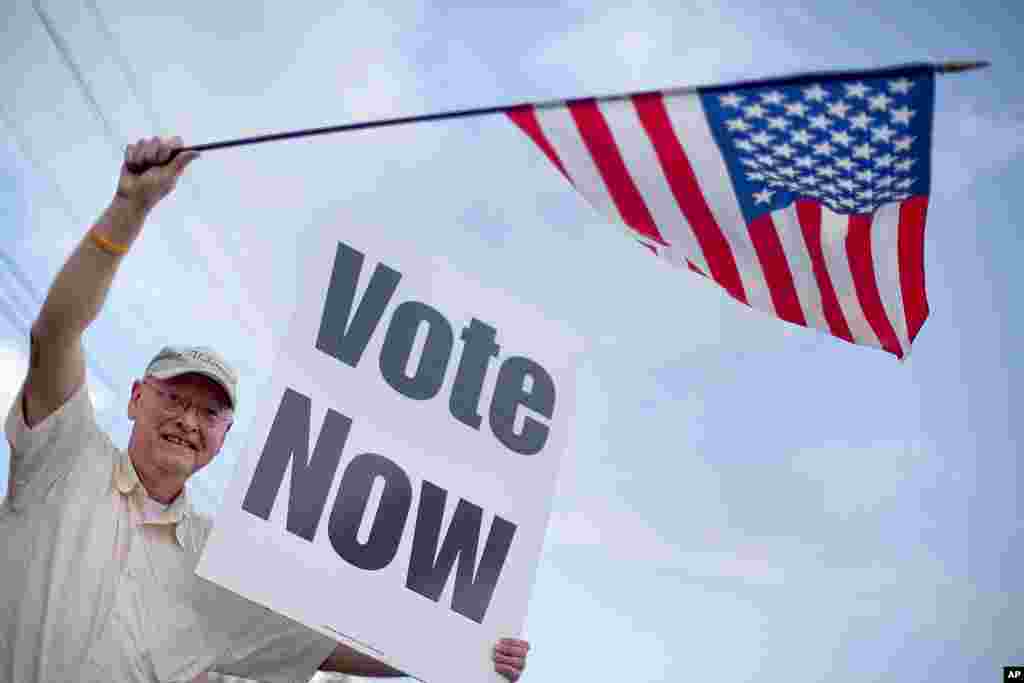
top-left (142, 378), bottom-right (233, 429)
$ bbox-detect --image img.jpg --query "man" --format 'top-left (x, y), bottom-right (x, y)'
top-left (1, 137), bottom-right (530, 682)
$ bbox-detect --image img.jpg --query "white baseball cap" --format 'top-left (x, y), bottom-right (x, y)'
top-left (144, 345), bottom-right (238, 408)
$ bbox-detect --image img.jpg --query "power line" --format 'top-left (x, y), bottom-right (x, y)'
top-left (25, 3), bottom-right (229, 351)
top-left (32, 0), bottom-right (119, 144)
top-left (1, 96), bottom-right (122, 396)
top-left (76, 0), bottom-right (273, 346)
top-left (82, 0), bottom-right (164, 132)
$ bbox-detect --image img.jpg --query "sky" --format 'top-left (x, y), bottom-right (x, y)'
top-left (1, 1), bottom-right (1022, 682)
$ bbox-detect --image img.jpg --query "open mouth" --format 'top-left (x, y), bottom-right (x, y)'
top-left (162, 434), bottom-right (198, 452)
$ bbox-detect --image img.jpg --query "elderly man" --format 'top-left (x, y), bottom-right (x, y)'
top-left (0, 137), bottom-right (530, 682)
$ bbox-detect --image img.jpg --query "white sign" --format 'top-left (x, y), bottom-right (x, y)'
top-left (196, 223), bottom-right (582, 683)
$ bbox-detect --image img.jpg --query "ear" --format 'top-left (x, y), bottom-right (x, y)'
top-left (127, 379), bottom-right (143, 420)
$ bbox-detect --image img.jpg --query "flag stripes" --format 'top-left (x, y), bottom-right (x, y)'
top-left (508, 81), bottom-right (932, 357)
top-left (795, 200), bottom-right (855, 343)
top-left (898, 196), bottom-right (929, 342)
top-left (506, 106), bottom-right (573, 183)
top-left (747, 213), bottom-right (807, 326)
top-left (773, 203), bottom-right (829, 332)
top-left (570, 100), bottom-right (668, 246)
top-left (659, 94), bottom-right (777, 313)
top-left (633, 93), bottom-right (746, 302)
top-left (847, 214), bottom-right (904, 357)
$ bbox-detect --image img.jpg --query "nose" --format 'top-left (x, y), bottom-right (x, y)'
top-left (176, 405), bottom-right (201, 430)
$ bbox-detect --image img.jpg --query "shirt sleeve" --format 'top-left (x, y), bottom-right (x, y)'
top-left (3, 379), bottom-right (100, 508)
top-left (211, 600), bottom-right (340, 683)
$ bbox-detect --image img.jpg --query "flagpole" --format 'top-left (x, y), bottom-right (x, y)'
top-left (125, 59), bottom-right (991, 174)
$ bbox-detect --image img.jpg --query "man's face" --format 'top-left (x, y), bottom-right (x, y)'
top-left (127, 373), bottom-right (234, 481)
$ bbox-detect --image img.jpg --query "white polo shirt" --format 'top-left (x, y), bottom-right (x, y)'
top-left (1, 381), bottom-right (339, 683)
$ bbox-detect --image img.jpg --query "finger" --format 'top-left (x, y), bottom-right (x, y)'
top-left (498, 638), bottom-right (530, 651)
top-left (155, 137), bottom-right (175, 164)
top-left (494, 663), bottom-right (521, 681)
top-left (492, 653), bottom-right (524, 668)
top-left (129, 140), bottom-right (147, 166)
top-left (495, 642), bottom-right (529, 657)
top-left (175, 150), bottom-right (200, 170)
top-left (141, 136), bottom-right (160, 163)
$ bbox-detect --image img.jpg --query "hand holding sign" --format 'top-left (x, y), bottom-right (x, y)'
top-left (493, 638), bottom-right (530, 681)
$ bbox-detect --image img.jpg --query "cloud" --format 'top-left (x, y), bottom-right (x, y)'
top-left (789, 438), bottom-right (942, 519)
top-left (931, 102), bottom-right (1024, 195)
top-left (530, 2), bottom-right (810, 94)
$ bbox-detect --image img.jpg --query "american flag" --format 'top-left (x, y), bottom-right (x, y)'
top-left (507, 64), bottom-right (936, 358)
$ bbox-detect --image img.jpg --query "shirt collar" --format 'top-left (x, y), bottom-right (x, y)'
top-left (113, 451), bottom-right (198, 549)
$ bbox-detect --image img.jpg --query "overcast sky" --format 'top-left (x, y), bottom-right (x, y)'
top-left (2, 1), bottom-right (1022, 682)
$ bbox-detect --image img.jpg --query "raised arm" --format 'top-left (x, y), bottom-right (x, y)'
top-left (21, 137), bottom-right (198, 427)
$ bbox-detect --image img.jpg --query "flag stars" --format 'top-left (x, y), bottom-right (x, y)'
top-left (773, 143), bottom-right (797, 159)
top-left (844, 82), bottom-right (871, 98)
top-left (719, 93), bottom-right (745, 108)
top-left (830, 130), bottom-right (854, 147)
top-left (709, 74), bottom-right (927, 216)
top-left (744, 103), bottom-right (767, 119)
top-left (896, 177), bottom-right (915, 189)
top-left (848, 112), bottom-right (873, 130)
top-left (827, 100), bottom-right (852, 118)
top-left (870, 125), bottom-right (896, 143)
top-left (813, 140), bottom-right (835, 156)
top-left (790, 129), bottom-right (814, 146)
top-left (856, 168), bottom-right (877, 183)
top-left (852, 143), bottom-right (874, 159)
top-left (803, 84), bottom-right (829, 102)
top-left (891, 106), bottom-right (915, 125)
top-left (874, 153), bottom-right (895, 168)
top-left (726, 118), bottom-right (752, 132)
top-left (868, 93), bottom-right (893, 111)
top-left (785, 101), bottom-right (810, 117)
top-left (735, 139), bottom-right (757, 153)
top-left (888, 77), bottom-right (914, 94)
top-left (808, 114), bottom-right (831, 130)
top-left (893, 136), bottom-right (915, 152)
top-left (834, 157), bottom-right (856, 172)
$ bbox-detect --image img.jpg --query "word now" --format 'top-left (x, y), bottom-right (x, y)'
top-left (242, 388), bottom-right (516, 624)
top-left (315, 242), bottom-right (556, 456)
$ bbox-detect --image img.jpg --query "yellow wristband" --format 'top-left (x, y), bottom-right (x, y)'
top-left (89, 231), bottom-right (130, 256)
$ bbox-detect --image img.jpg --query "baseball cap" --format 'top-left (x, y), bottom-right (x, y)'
top-left (144, 345), bottom-right (239, 409)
